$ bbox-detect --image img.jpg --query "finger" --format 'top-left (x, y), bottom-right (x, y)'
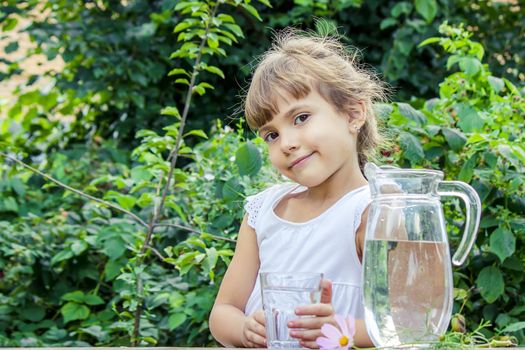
top-left (295, 303), bottom-right (333, 317)
top-left (288, 316), bottom-right (329, 330)
top-left (247, 331), bottom-right (267, 348)
top-left (300, 339), bottom-right (321, 349)
top-left (251, 319), bottom-right (267, 338)
top-left (254, 310), bottom-right (267, 326)
top-left (290, 328), bottom-right (323, 341)
top-left (320, 279), bottom-right (332, 304)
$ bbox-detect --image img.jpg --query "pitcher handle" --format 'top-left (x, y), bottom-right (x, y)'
top-left (438, 181), bottom-right (481, 266)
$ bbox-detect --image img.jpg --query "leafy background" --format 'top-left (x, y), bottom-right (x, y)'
top-left (0, 0), bottom-right (524, 347)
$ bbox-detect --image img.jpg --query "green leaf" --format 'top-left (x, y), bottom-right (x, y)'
top-left (488, 76), bottom-right (504, 93)
top-left (498, 144), bottom-right (522, 169)
top-left (502, 322), bottom-right (525, 333)
top-left (5, 41), bottom-right (19, 54)
top-left (241, 3), bottom-right (262, 21)
top-left (223, 23), bottom-right (244, 38)
top-left (455, 103), bottom-right (484, 133)
top-left (10, 178), bottom-right (26, 196)
top-left (114, 194), bottom-right (136, 211)
top-left (193, 85), bottom-right (205, 95)
top-left (71, 240), bottom-right (88, 256)
top-left (490, 227), bottom-right (516, 263)
top-left (51, 249), bottom-right (74, 266)
top-left (459, 57), bottom-right (482, 77)
top-left (235, 141), bottom-right (262, 177)
top-left (161, 106), bottom-right (181, 119)
top-left (131, 167), bottom-right (153, 181)
top-left (78, 325), bottom-right (108, 341)
top-left (476, 266), bottom-right (504, 303)
top-left (102, 237), bottom-right (127, 260)
top-left (20, 305), bottom-right (46, 322)
top-left (222, 178), bottom-right (243, 201)
top-left (207, 34), bottom-right (219, 49)
top-left (168, 68), bottom-right (189, 77)
top-left (399, 132), bottom-right (425, 162)
top-left (168, 313), bottom-right (187, 330)
top-left (204, 65), bottom-right (225, 78)
top-left (391, 2), bottom-right (412, 17)
top-left (175, 78), bottom-right (190, 86)
top-left (169, 291), bottom-right (185, 309)
top-left (418, 37), bottom-right (441, 47)
top-left (380, 18), bottom-right (397, 30)
top-left (415, 0), bottom-right (437, 22)
top-left (198, 82), bottom-right (214, 90)
top-left (216, 14), bottom-right (235, 23)
top-left (62, 291), bottom-right (86, 303)
top-left (84, 294), bottom-right (104, 306)
top-left (183, 129), bottom-right (208, 139)
top-left (173, 22), bottom-right (192, 33)
top-left (397, 103), bottom-right (426, 126)
top-left (204, 247), bottom-right (218, 280)
top-left (2, 197), bottom-right (18, 213)
top-left (61, 302), bottom-right (90, 323)
top-left (458, 154), bottom-right (477, 182)
top-left (442, 127), bottom-right (466, 152)
top-left (104, 259), bottom-right (125, 281)
top-left (2, 17), bottom-right (18, 31)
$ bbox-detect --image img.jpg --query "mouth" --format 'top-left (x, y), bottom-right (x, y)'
top-left (289, 152), bottom-right (314, 169)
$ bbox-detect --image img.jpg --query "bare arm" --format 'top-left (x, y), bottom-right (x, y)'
top-left (354, 207), bottom-right (374, 348)
top-left (209, 214), bottom-right (264, 347)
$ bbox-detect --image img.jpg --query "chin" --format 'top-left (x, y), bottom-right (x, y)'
top-left (290, 175), bottom-right (329, 188)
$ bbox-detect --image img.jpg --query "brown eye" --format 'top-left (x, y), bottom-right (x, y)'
top-left (294, 113), bottom-right (310, 125)
top-left (263, 131), bottom-right (278, 143)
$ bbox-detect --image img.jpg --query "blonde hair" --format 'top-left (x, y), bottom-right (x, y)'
top-left (244, 28), bottom-right (388, 169)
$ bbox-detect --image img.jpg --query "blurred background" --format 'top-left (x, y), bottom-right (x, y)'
top-left (0, 0), bottom-right (524, 347)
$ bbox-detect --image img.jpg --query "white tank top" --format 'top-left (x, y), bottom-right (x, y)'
top-left (243, 182), bottom-right (371, 318)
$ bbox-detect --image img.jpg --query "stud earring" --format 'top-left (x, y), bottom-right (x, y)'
top-left (354, 125), bottom-right (360, 133)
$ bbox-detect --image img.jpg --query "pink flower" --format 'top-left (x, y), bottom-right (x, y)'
top-left (316, 314), bottom-right (356, 350)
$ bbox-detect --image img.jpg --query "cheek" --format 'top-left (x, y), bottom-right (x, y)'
top-left (268, 147), bottom-right (282, 167)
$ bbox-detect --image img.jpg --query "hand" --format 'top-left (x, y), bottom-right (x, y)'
top-left (288, 279), bottom-right (336, 349)
top-left (241, 309), bottom-right (267, 348)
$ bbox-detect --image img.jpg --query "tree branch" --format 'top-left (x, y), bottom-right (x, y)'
top-left (153, 222), bottom-right (201, 234)
top-left (131, 2), bottom-right (221, 345)
top-left (0, 152), bottom-right (148, 228)
top-left (153, 223), bottom-right (237, 243)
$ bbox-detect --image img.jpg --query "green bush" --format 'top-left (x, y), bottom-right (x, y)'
top-left (1, 1), bottom-right (524, 347)
top-left (382, 23), bottom-right (525, 344)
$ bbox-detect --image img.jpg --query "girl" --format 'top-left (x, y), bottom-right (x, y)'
top-left (209, 28), bottom-right (386, 349)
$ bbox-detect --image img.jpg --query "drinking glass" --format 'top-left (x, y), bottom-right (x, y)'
top-left (260, 272), bottom-right (323, 349)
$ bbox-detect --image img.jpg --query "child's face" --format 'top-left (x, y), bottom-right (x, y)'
top-left (259, 89), bottom-right (364, 188)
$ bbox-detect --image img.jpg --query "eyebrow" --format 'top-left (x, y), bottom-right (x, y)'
top-left (259, 104), bottom-right (310, 134)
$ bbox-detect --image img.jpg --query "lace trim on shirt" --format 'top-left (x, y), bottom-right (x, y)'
top-left (245, 192), bottom-right (265, 228)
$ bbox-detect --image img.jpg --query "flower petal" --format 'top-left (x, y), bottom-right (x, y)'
top-left (334, 314), bottom-right (347, 335)
top-left (316, 336), bottom-right (340, 349)
top-left (321, 323), bottom-right (342, 340)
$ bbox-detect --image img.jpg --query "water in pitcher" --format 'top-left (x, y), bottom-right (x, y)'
top-left (363, 239), bottom-right (452, 347)
top-left (263, 287), bottom-right (321, 348)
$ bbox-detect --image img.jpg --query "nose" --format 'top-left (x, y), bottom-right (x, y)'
top-left (279, 130), bottom-right (299, 153)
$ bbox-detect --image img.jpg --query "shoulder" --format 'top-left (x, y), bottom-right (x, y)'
top-left (244, 182), bottom-right (296, 228)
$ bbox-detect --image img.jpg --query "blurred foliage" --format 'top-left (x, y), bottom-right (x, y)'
top-left (0, 0), bottom-right (524, 347)
top-left (1, 0), bottom-right (524, 146)
top-left (380, 22), bottom-right (525, 345)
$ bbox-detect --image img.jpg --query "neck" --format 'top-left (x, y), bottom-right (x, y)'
top-left (303, 160), bottom-right (368, 203)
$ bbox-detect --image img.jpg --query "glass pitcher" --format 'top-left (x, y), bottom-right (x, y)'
top-left (362, 163), bottom-right (481, 348)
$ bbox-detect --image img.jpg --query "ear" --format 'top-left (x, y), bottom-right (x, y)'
top-left (347, 100), bottom-right (366, 133)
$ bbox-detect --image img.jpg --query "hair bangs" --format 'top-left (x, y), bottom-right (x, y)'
top-left (245, 55), bottom-right (313, 130)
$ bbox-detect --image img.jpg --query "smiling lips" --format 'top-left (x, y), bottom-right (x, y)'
top-left (289, 152), bottom-right (314, 169)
